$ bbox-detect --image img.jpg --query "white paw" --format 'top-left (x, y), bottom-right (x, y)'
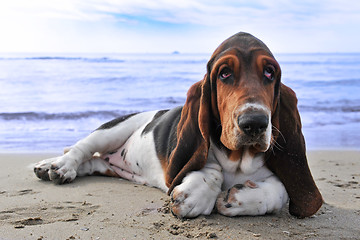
top-left (170, 172), bottom-right (221, 218)
top-left (216, 180), bottom-right (266, 216)
top-left (216, 179), bottom-right (287, 216)
top-left (34, 156), bottom-right (78, 184)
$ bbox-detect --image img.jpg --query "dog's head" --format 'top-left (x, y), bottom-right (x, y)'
top-left (206, 32), bottom-right (281, 153)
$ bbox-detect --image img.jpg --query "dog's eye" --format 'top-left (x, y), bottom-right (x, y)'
top-left (219, 67), bottom-right (232, 81)
top-left (264, 66), bottom-right (275, 81)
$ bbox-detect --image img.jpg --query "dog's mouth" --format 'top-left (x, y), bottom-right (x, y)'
top-left (239, 135), bottom-right (270, 152)
top-left (222, 128), bottom-right (271, 152)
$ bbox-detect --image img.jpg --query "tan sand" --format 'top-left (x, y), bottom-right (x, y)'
top-left (0, 151), bottom-right (359, 239)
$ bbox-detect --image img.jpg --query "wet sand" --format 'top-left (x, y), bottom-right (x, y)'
top-left (0, 150), bottom-right (359, 239)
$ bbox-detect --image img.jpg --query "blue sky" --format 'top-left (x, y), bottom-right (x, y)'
top-left (1, 0), bottom-right (360, 53)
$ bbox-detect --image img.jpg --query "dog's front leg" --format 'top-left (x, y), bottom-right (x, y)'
top-left (170, 157), bottom-right (223, 218)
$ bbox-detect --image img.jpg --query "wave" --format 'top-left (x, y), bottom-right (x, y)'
top-left (0, 56), bottom-right (125, 63)
top-left (0, 111), bottom-right (134, 121)
top-left (27, 56), bottom-right (126, 63)
top-left (2, 104), bottom-right (358, 123)
top-left (300, 78), bottom-right (360, 86)
top-left (0, 56), bottom-right (207, 64)
top-left (133, 59), bottom-right (207, 64)
top-left (299, 104), bottom-right (360, 113)
top-left (280, 60), bottom-right (360, 65)
top-left (277, 53), bottom-right (360, 65)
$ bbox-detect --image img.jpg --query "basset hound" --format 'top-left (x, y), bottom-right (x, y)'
top-left (34, 32), bottom-right (323, 218)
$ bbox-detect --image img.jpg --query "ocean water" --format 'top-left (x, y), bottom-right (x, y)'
top-left (0, 52), bottom-right (359, 152)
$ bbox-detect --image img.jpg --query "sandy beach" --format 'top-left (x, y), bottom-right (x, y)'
top-left (0, 150), bottom-right (359, 240)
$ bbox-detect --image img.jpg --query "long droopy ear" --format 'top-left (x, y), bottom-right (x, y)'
top-left (166, 75), bottom-right (212, 194)
top-left (266, 83), bottom-right (323, 218)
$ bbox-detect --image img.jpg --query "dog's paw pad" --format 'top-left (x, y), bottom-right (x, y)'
top-left (34, 167), bottom-right (50, 181)
top-left (33, 157), bottom-right (77, 184)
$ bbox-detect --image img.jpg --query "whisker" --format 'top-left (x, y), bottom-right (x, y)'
top-left (272, 138), bottom-right (283, 151)
top-left (271, 126), bottom-right (286, 151)
top-left (269, 144), bottom-right (275, 155)
top-left (272, 126), bottom-right (286, 144)
top-left (270, 131), bottom-right (284, 151)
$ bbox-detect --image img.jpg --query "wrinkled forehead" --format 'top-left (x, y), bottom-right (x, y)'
top-left (213, 32), bottom-right (273, 57)
top-left (208, 33), bottom-right (274, 70)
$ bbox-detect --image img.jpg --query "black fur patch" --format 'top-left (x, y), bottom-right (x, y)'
top-left (233, 184), bottom-right (245, 190)
top-left (141, 110), bottom-right (169, 135)
top-left (96, 112), bottom-right (139, 130)
top-left (152, 107), bottom-right (182, 159)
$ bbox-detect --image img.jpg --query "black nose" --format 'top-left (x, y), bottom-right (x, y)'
top-left (238, 113), bottom-right (269, 137)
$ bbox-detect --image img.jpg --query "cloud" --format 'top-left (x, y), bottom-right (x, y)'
top-left (0, 0), bottom-right (341, 26)
top-left (63, 0), bottom-right (360, 28)
top-left (1, 0), bottom-right (360, 53)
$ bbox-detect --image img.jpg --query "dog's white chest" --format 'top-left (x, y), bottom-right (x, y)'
top-left (210, 144), bottom-right (273, 190)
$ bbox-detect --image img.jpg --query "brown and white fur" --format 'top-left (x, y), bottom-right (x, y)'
top-left (34, 32), bottom-right (323, 219)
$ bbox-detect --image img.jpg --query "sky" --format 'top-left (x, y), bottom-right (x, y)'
top-left (1, 0), bottom-right (360, 54)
